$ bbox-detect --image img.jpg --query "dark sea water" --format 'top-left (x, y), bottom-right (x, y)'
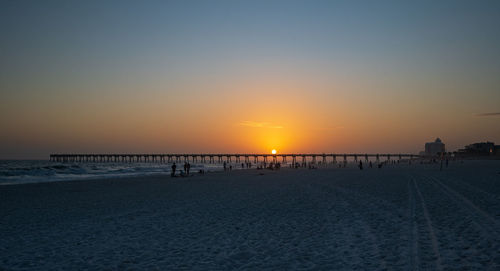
top-left (0, 160), bottom-right (222, 185)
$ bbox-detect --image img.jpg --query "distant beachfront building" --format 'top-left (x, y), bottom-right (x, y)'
top-left (458, 141), bottom-right (496, 156)
top-left (424, 138), bottom-right (446, 156)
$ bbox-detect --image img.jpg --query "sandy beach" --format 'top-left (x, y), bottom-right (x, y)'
top-left (1, 161), bottom-right (499, 270)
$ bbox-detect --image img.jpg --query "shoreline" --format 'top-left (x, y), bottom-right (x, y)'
top-left (2, 158), bottom-right (499, 187)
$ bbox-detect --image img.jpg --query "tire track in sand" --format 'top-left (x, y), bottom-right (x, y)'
top-left (308, 176), bottom-right (387, 270)
top-left (426, 175), bottom-right (500, 238)
top-left (411, 176), bottom-right (443, 271)
top-left (407, 178), bottom-right (419, 271)
top-left (450, 176), bottom-right (500, 202)
top-left (421, 174), bottom-right (500, 269)
top-left (335, 187), bottom-right (388, 271)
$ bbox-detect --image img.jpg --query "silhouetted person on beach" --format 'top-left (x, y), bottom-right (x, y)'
top-left (223, 161), bottom-right (227, 171)
top-left (229, 165), bottom-right (232, 171)
top-left (171, 163), bottom-right (176, 177)
top-left (186, 162), bottom-right (191, 175)
top-left (359, 161), bottom-right (363, 170)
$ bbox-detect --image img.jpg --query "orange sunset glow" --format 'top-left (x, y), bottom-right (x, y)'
top-left (1, 1), bottom-right (499, 159)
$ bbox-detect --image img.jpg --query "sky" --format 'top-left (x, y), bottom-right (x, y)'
top-left (1, 0), bottom-right (500, 159)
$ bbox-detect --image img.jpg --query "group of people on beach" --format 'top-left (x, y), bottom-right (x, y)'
top-left (241, 162), bottom-right (253, 169)
top-left (223, 161), bottom-right (232, 171)
top-left (169, 157), bottom-right (443, 177)
top-left (357, 160), bottom-right (402, 170)
top-left (255, 162), bottom-right (281, 170)
top-left (358, 161), bottom-right (375, 170)
top-left (170, 162), bottom-right (191, 177)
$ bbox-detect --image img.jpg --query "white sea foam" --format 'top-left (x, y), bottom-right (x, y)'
top-left (0, 160), bottom-right (223, 185)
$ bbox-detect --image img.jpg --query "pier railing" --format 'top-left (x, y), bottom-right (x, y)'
top-left (50, 153), bottom-right (419, 164)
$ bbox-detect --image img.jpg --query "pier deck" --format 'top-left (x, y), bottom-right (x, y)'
top-left (50, 153), bottom-right (419, 163)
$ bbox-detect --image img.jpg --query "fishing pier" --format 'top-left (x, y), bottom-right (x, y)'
top-left (50, 153), bottom-right (419, 164)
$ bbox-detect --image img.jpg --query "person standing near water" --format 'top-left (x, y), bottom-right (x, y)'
top-left (223, 161), bottom-right (227, 171)
top-left (359, 161), bottom-right (363, 170)
top-left (171, 163), bottom-right (176, 177)
top-left (186, 162), bottom-right (191, 175)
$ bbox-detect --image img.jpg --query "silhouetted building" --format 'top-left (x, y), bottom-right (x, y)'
top-left (458, 141), bottom-right (495, 156)
top-left (424, 138), bottom-right (445, 156)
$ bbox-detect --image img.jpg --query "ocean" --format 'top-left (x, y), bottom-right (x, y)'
top-left (0, 160), bottom-right (223, 185)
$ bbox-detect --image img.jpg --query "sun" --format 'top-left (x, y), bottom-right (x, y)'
top-left (271, 149), bottom-right (277, 154)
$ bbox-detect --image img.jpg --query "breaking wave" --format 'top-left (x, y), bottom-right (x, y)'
top-left (0, 160), bottom-right (222, 185)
